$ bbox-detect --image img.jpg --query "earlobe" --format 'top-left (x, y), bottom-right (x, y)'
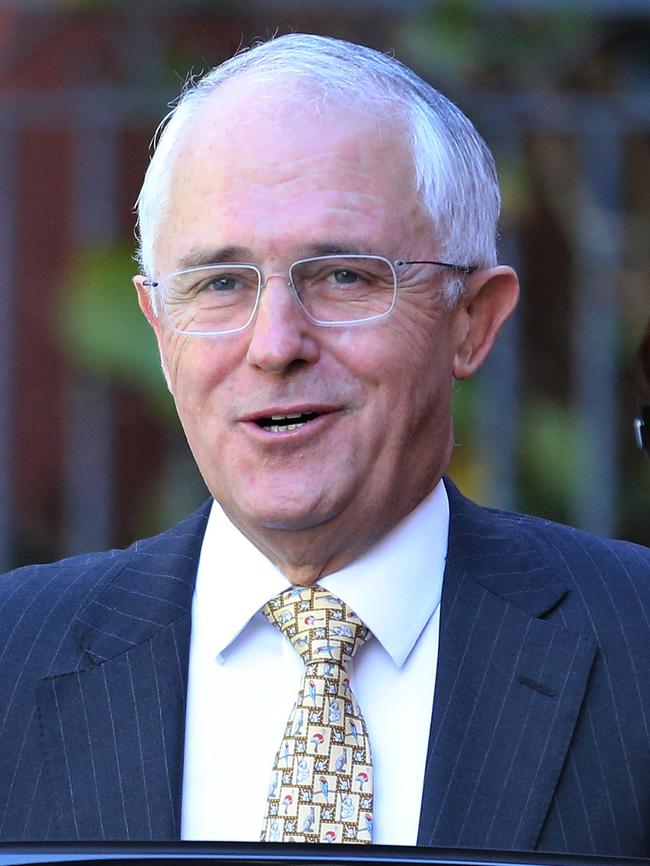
top-left (452, 266), bottom-right (519, 380)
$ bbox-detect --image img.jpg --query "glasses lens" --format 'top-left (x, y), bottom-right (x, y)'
top-left (291, 256), bottom-right (396, 324)
top-left (162, 265), bottom-right (260, 334)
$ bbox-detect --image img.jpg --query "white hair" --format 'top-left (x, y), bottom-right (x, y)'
top-left (135, 33), bottom-right (501, 305)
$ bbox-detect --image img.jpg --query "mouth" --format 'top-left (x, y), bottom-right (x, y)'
top-left (253, 411), bottom-right (321, 433)
top-left (239, 404), bottom-right (341, 438)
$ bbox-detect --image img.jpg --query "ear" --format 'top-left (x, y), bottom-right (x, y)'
top-left (133, 274), bottom-right (160, 331)
top-left (133, 275), bottom-right (173, 391)
top-left (452, 266), bottom-right (519, 380)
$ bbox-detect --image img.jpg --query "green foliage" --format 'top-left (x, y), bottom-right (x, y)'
top-left (448, 376), bottom-right (486, 502)
top-left (57, 244), bottom-right (176, 419)
top-left (518, 398), bottom-right (577, 522)
top-left (398, 0), bottom-right (594, 90)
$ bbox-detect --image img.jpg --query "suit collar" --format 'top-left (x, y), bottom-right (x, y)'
top-left (71, 501), bottom-right (211, 666)
top-left (418, 479), bottom-right (597, 850)
top-left (443, 477), bottom-right (568, 617)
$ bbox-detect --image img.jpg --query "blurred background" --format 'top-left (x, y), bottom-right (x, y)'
top-left (0, 0), bottom-right (648, 571)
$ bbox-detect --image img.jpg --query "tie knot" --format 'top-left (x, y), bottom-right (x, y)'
top-left (262, 586), bottom-right (370, 669)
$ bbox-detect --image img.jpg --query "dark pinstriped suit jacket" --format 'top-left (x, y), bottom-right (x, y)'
top-left (1, 479), bottom-right (649, 855)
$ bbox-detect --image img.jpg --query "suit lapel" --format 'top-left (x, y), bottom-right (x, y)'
top-left (418, 482), bottom-right (597, 851)
top-left (36, 503), bottom-right (211, 840)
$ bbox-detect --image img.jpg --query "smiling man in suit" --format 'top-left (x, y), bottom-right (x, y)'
top-left (1, 34), bottom-right (649, 856)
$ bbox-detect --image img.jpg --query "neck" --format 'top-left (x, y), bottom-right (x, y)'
top-left (220, 475), bottom-right (445, 585)
top-left (220, 509), bottom-right (375, 585)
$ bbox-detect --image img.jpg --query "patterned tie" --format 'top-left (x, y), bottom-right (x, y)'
top-left (261, 586), bottom-right (374, 844)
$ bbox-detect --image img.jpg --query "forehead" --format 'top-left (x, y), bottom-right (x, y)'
top-left (155, 76), bottom-right (428, 272)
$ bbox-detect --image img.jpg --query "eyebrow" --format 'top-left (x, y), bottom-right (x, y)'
top-left (176, 247), bottom-right (252, 270)
top-left (175, 241), bottom-right (380, 271)
top-left (300, 241), bottom-right (378, 258)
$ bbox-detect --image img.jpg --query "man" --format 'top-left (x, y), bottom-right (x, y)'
top-left (1, 34), bottom-right (649, 855)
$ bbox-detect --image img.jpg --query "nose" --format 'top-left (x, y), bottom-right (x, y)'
top-left (246, 274), bottom-right (320, 372)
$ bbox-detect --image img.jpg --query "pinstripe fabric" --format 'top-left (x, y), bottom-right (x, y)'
top-left (0, 503), bottom-right (210, 840)
top-left (417, 483), bottom-right (650, 856)
top-left (0, 481), bottom-right (649, 855)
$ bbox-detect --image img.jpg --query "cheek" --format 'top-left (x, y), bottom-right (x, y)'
top-left (378, 313), bottom-right (456, 425)
top-left (328, 323), bottom-right (448, 448)
top-left (161, 334), bottom-right (242, 409)
top-left (327, 308), bottom-right (451, 394)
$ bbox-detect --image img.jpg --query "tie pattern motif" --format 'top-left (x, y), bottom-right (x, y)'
top-left (261, 586), bottom-right (373, 844)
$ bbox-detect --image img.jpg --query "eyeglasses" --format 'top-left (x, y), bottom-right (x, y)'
top-left (143, 253), bottom-right (477, 336)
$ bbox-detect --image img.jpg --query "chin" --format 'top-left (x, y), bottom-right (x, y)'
top-left (210, 468), bottom-right (353, 535)
top-left (253, 506), bottom-right (335, 533)
top-left (230, 495), bottom-right (339, 535)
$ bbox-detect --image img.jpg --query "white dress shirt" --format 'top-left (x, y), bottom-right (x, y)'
top-left (181, 480), bottom-right (449, 844)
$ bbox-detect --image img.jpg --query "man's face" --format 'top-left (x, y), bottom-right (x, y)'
top-left (138, 80), bottom-right (499, 575)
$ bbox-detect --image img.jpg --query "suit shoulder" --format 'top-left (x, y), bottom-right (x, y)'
top-left (486, 505), bottom-right (649, 575)
top-left (0, 501), bottom-right (211, 650)
top-left (0, 547), bottom-right (123, 612)
top-left (445, 479), bottom-right (650, 671)
top-left (1, 499), bottom-right (211, 584)
top-left (446, 478), bottom-right (649, 595)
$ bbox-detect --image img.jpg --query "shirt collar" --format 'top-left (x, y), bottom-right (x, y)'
top-left (320, 481), bottom-right (448, 667)
top-left (192, 505), bottom-right (290, 659)
top-left (193, 480), bottom-right (449, 667)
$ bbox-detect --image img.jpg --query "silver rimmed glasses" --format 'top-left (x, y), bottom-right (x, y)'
top-left (142, 254), bottom-right (476, 337)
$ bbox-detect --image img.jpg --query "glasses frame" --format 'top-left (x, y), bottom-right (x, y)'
top-left (142, 253), bottom-right (477, 337)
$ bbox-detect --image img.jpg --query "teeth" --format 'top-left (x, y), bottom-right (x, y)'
top-left (256, 410), bottom-right (320, 432)
top-left (266, 422), bottom-right (307, 433)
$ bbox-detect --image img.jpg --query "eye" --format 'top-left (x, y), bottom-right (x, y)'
top-left (207, 274), bottom-right (239, 292)
top-left (191, 268), bottom-right (258, 295)
top-left (332, 269), bottom-right (362, 285)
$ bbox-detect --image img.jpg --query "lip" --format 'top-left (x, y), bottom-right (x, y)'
top-left (237, 403), bottom-right (343, 441)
